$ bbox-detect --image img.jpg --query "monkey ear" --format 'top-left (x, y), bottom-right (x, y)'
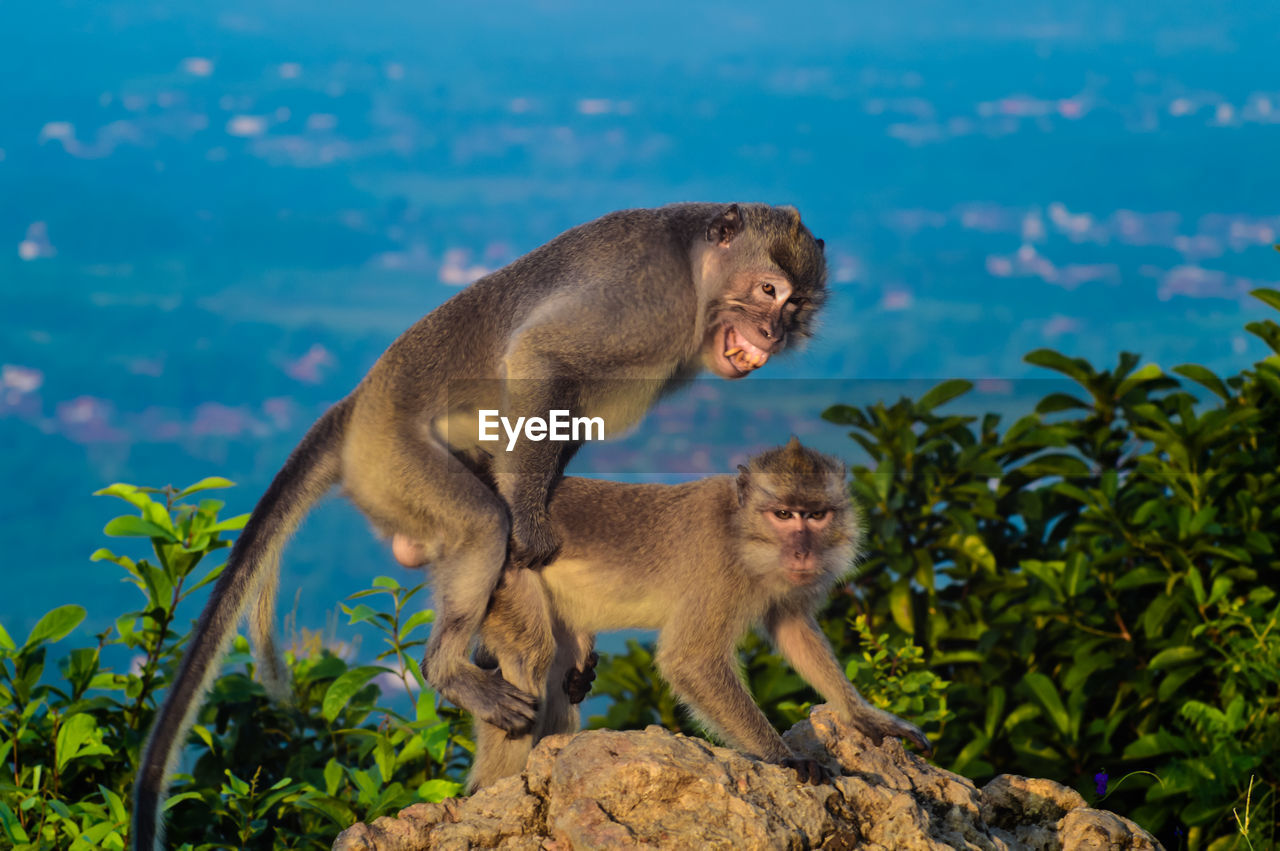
top-left (735, 464), bottom-right (751, 507)
top-left (816, 237), bottom-right (825, 252)
top-left (707, 204), bottom-right (742, 246)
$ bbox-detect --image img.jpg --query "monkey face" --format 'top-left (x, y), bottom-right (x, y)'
top-left (707, 282), bottom-right (787, 377)
top-left (735, 439), bottom-right (860, 590)
top-left (699, 204), bottom-right (827, 379)
top-left (764, 506), bottom-right (837, 584)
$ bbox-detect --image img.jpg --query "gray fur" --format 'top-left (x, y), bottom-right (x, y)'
top-left (471, 440), bottom-right (932, 791)
top-left (132, 204), bottom-right (827, 849)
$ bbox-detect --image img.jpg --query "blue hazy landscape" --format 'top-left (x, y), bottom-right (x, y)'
top-left (2, 1), bottom-right (1279, 641)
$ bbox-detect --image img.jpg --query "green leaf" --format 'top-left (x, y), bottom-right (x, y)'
top-left (344, 604), bottom-right (381, 626)
top-left (956, 534), bottom-right (996, 572)
top-left (374, 736), bottom-right (396, 784)
top-left (1246, 319), bottom-right (1280, 355)
top-left (398, 610), bottom-right (435, 642)
top-left (1115, 362), bottom-right (1162, 398)
top-left (889, 577), bottom-right (914, 635)
top-left (324, 759), bottom-right (344, 796)
top-left (322, 666), bottom-right (387, 722)
top-left (0, 800), bottom-right (31, 843)
top-left (1035, 392), bottom-right (1092, 414)
top-left (1251, 287), bottom-right (1280, 313)
top-left (1157, 666), bottom-right (1200, 702)
top-left (25, 604), bottom-right (86, 647)
top-left (178, 476), bottom-right (235, 496)
top-left (1024, 348), bottom-right (1091, 382)
top-left (160, 791), bottom-right (205, 812)
top-left (103, 516), bottom-right (177, 541)
top-left (1123, 729), bottom-right (1187, 759)
top-left (1113, 567), bottom-right (1167, 591)
top-left (93, 483), bottom-right (153, 510)
top-left (1185, 568), bottom-right (1207, 606)
top-left (1023, 672), bottom-right (1070, 737)
top-left (295, 795), bottom-right (357, 826)
top-left (418, 778), bottom-right (463, 803)
top-left (55, 714), bottom-right (110, 771)
top-left (205, 513), bottom-right (250, 533)
top-left (0, 623), bottom-right (14, 651)
top-left (1172, 364), bottom-right (1231, 402)
top-left (917, 379), bottom-right (972, 412)
top-left (98, 784), bottom-right (127, 825)
top-left (372, 575), bottom-right (401, 590)
top-left (1149, 646), bottom-right (1201, 670)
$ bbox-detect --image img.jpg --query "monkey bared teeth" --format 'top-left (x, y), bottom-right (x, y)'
top-left (724, 327), bottom-right (769, 371)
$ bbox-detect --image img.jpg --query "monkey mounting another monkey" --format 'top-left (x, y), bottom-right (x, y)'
top-left (468, 438), bottom-right (933, 791)
top-left (132, 203), bottom-right (828, 849)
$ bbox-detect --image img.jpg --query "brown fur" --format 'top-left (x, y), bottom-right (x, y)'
top-left (470, 439), bottom-right (931, 791)
top-left (132, 204), bottom-right (827, 850)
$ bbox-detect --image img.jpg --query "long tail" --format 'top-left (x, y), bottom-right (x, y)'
top-left (131, 398), bottom-right (351, 851)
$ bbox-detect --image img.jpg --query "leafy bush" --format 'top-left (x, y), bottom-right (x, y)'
top-left (593, 288), bottom-right (1280, 851)
top-left (0, 480), bottom-right (469, 849)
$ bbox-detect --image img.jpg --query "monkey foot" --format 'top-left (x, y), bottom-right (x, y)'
top-left (562, 651), bottom-right (599, 704)
top-left (438, 666), bottom-right (539, 736)
top-left (509, 518), bottom-right (562, 569)
top-left (781, 755), bottom-right (829, 785)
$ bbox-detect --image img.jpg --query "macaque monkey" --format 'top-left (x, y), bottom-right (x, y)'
top-left (133, 204), bottom-right (828, 849)
top-left (466, 438), bottom-right (932, 791)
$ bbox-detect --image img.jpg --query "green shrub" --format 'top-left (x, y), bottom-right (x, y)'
top-left (0, 480), bottom-right (469, 849)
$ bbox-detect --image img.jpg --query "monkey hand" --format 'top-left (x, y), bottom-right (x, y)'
top-left (562, 651), bottom-right (599, 704)
top-left (880, 716), bottom-right (933, 757)
top-left (852, 706), bottom-right (934, 758)
top-left (510, 512), bottom-right (562, 569)
top-left (781, 755), bottom-right (830, 785)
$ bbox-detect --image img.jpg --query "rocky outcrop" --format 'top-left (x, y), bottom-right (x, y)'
top-left (333, 705), bottom-right (1162, 850)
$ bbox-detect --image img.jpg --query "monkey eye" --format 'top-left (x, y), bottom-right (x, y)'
top-left (806, 510), bottom-right (828, 521)
top-left (761, 282), bottom-right (776, 297)
top-left (773, 509), bottom-right (793, 520)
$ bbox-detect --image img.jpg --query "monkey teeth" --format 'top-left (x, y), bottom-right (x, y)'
top-left (724, 328), bottom-right (770, 372)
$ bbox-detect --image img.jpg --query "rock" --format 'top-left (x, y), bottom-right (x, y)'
top-left (332, 705), bottom-right (1163, 851)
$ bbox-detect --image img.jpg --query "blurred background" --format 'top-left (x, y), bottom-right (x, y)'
top-left (2, 0), bottom-right (1278, 634)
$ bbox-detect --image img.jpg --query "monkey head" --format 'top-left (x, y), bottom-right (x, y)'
top-left (735, 437), bottom-right (860, 590)
top-left (699, 204), bottom-right (828, 379)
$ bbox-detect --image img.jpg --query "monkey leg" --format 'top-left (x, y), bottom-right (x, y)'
top-left (540, 630), bottom-right (596, 737)
top-left (470, 567), bottom-right (560, 790)
top-left (346, 432), bottom-right (538, 735)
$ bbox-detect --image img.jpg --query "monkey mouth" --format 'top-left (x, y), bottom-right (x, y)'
top-left (785, 565), bottom-right (820, 585)
top-left (720, 325), bottom-right (770, 377)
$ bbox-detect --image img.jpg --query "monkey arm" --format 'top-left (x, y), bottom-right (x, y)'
top-left (767, 609), bottom-right (933, 756)
top-left (491, 370), bottom-right (580, 568)
top-left (655, 633), bottom-right (793, 765)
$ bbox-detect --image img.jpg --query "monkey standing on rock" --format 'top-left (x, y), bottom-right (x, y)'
top-left (132, 203), bottom-right (828, 849)
top-left (463, 439), bottom-right (933, 790)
